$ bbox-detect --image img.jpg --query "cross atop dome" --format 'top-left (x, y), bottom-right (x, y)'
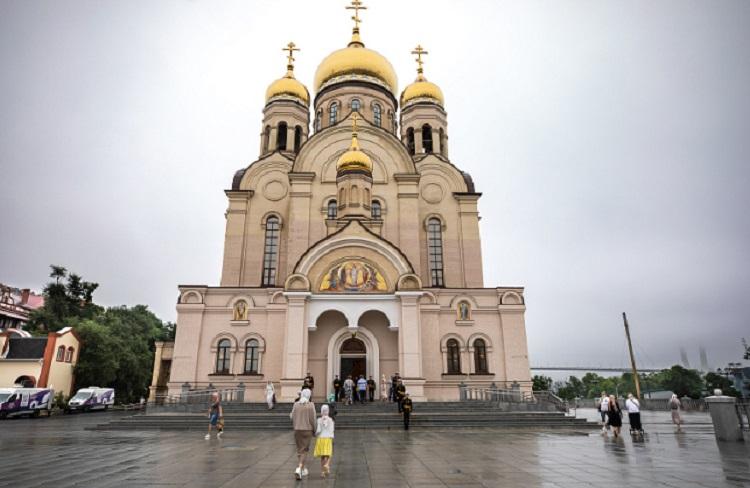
top-left (346, 0), bottom-right (367, 46)
top-left (411, 45), bottom-right (428, 77)
top-left (282, 41), bottom-right (300, 74)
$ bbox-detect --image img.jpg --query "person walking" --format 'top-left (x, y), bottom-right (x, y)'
top-left (265, 381), bottom-right (275, 410)
top-left (356, 375), bottom-right (367, 405)
top-left (367, 375), bottom-right (376, 402)
top-left (396, 379), bottom-right (406, 413)
top-left (314, 404), bottom-right (335, 478)
top-left (607, 394), bottom-right (623, 437)
top-left (670, 394), bottom-right (682, 431)
top-left (598, 392), bottom-right (610, 433)
top-left (402, 392), bottom-right (413, 430)
top-left (343, 375), bottom-right (354, 405)
top-left (625, 393), bottom-right (642, 434)
top-left (304, 372), bottom-right (315, 392)
top-left (205, 392), bottom-right (223, 440)
top-left (380, 374), bottom-right (389, 401)
top-left (290, 388), bottom-right (316, 480)
top-left (390, 373), bottom-right (399, 402)
top-left (333, 375), bottom-right (342, 402)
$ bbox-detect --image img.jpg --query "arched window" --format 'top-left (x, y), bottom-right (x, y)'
top-left (276, 121), bottom-right (288, 150)
top-left (216, 339), bottom-right (231, 374)
top-left (263, 125), bottom-right (271, 152)
top-left (474, 339), bottom-right (488, 373)
top-left (447, 339), bottom-right (461, 374)
top-left (261, 216), bottom-right (280, 286)
top-left (351, 98), bottom-right (361, 112)
top-left (351, 185), bottom-right (359, 204)
top-left (371, 200), bottom-right (381, 219)
top-left (65, 347), bottom-right (75, 363)
top-left (329, 102), bottom-right (338, 125)
top-left (327, 199), bottom-right (337, 219)
top-left (244, 339), bottom-right (259, 374)
top-left (315, 110), bottom-right (322, 131)
top-left (294, 125), bottom-right (302, 152)
top-left (427, 218), bottom-right (444, 287)
top-left (56, 346), bottom-right (65, 362)
top-left (373, 103), bottom-right (382, 127)
top-left (338, 187), bottom-right (346, 205)
top-left (406, 128), bottom-right (415, 155)
top-left (422, 124), bottom-right (433, 153)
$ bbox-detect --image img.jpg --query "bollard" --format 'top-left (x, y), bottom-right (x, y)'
top-left (705, 390), bottom-right (744, 442)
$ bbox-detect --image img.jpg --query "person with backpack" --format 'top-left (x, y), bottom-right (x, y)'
top-left (598, 391), bottom-right (610, 433)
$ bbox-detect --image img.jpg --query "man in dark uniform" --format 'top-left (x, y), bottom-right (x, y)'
top-left (390, 372), bottom-right (400, 402)
top-left (402, 392), bottom-right (413, 430)
top-left (395, 379), bottom-right (406, 413)
top-left (304, 372), bottom-right (314, 392)
top-left (333, 375), bottom-right (342, 402)
top-left (367, 375), bottom-right (376, 402)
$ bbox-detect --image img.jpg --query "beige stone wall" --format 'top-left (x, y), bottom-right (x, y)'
top-left (0, 361), bottom-right (42, 388)
top-left (46, 332), bottom-right (79, 397)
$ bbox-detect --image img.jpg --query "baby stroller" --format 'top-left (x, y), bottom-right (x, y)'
top-left (628, 412), bottom-right (644, 435)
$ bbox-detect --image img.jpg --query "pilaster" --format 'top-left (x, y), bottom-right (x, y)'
top-left (280, 292), bottom-right (310, 401)
top-left (394, 173), bottom-right (421, 276)
top-left (285, 172), bottom-right (315, 277)
top-left (396, 291), bottom-right (426, 401)
top-left (221, 190), bottom-right (253, 286)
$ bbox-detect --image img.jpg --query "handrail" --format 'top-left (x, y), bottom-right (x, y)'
top-left (458, 384), bottom-right (568, 412)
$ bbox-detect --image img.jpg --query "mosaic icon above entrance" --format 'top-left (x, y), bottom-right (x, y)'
top-left (319, 260), bottom-right (387, 292)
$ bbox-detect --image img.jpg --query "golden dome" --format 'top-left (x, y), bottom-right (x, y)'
top-left (401, 74), bottom-right (444, 106)
top-left (314, 36), bottom-right (397, 94)
top-left (266, 42), bottom-right (310, 105)
top-left (337, 115), bottom-right (372, 173)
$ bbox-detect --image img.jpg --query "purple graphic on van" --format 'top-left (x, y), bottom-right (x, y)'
top-left (0, 388), bottom-right (53, 418)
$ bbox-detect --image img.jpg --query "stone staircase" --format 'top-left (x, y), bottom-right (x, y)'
top-left (92, 401), bottom-right (599, 431)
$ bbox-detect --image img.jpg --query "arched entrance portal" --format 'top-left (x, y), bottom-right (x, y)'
top-left (14, 375), bottom-right (36, 388)
top-left (340, 338), bottom-right (366, 381)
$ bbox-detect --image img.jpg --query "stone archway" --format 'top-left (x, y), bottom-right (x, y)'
top-left (326, 326), bottom-right (380, 399)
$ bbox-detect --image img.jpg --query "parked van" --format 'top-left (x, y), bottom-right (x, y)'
top-left (0, 387), bottom-right (54, 419)
top-left (65, 387), bottom-right (115, 413)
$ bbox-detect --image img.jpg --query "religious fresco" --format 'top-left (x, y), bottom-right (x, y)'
top-left (319, 260), bottom-right (387, 293)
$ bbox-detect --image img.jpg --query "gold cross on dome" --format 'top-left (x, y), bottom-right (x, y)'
top-left (411, 44), bottom-right (428, 74)
top-left (282, 41), bottom-right (300, 68)
top-left (351, 112), bottom-right (359, 133)
top-left (346, 0), bottom-right (367, 30)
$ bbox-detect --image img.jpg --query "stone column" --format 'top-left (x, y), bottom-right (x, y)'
top-left (168, 291), bottom-right (207, 396)
top-left (269, 126), bottom-right (278, 151)
top-left (220, 190), bottom-right (253, 286)
top-left (396, 291), bottom-right (426, 401)
top-left (280, 292), bottom-right (310, 401)
top-left (498, 300), bottom-right (531, 386)
top-left (455, 193), bottom-right (483, 287)
top-left (148, 341), bottom-right (165, 401)
top-left (414, 129), bottom-right (423, 154)
top-left (286, 126), bottom-right (295, 152)
top-left (705, 393), bottom-right (744, 441)
top-left (285, 173), bottom-right (315, 276)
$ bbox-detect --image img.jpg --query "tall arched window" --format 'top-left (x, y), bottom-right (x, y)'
top-left (329, 102), bottom-right (338, 125)
top-left (447, 339), bottom-right (461, 374)
top-left (422, 124), bottom-right (433, 153)
top-left (216, 339), bottom-right (231, 374)
top-left (338, 187), bottom-right (346, 205)
top-left (261, 216), bottom-right (280, 286)
top-left (373, 103), bottom-right (382, 127)
top-left (294, 125), bottom-right (302, 152)
top-left (263, 125), bottom-right (271, 152)
top-left (427, 218), bottom-right (444, 287)
top-left (276, 121), bottom-right (288, 150)
top-left (56, 346), bottom-right (65, 362)
top-left (244, 339), bottom-right (259, 374)
top-left (474, 339), bottom-right (488, 373)
top-left (315, 110), bottom-right (322, 131)
top-left (327, 199), bottom-right (337, 219)
top-left (371, 200), bottom-right (381, 219)
top-left (351, 98), bottom-right (361, 112)
top-left (65, 347), bottom-right (75, 363)
top-left (406, 128), bottom-right (415, 155)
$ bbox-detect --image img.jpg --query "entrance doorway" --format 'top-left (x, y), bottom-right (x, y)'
top-left (339, 337), bottom-right (366, 380)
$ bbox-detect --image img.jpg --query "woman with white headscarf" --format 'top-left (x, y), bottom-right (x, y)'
top-left (265, 381), bottom-right (275, 410)
top-left (290, 388), bottom-right (316, 480)
top-left (670, 394), bottom-right (682, 431)
top-left (314, 404), bottom-right (335, 478)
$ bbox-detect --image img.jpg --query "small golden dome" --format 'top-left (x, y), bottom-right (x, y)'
top-left (314, 37), bottom-right (397, 94)
top-left (401, 75), bottom-right (444, 106)
top-left (337, 114), bottom-right (372, 173)
top-left (266, 42), bottom-right (310, 105)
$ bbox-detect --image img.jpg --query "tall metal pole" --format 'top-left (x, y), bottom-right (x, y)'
top-left (623, 312), bottom-right (641, 399)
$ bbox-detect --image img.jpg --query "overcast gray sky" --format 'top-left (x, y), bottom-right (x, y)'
top-left (1, 0), bottom-right (748, 371)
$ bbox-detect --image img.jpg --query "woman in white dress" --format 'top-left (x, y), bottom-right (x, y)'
top-left (380, 374), bottom-right (389, 401)
top-left (265, 381), bottom-right (275, 410)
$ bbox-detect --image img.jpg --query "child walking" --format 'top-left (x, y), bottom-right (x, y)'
top-left (314, 404), bottom-right (335, 478)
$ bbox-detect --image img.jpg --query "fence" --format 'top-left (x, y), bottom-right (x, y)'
top-left (736, 400), bottom-right (750, 432)
top-left (574, 397), bottom-right (707, 412)
top-left (458, 383), bottom-right (567, 412)
top-left (146, 383), bottom-right (246, 413)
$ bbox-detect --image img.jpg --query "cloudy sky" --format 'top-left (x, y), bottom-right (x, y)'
top-left (1, 0), bottom-right (748, 371)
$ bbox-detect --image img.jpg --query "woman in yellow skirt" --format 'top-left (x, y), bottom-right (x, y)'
top-left (314, 404), bottom-right (334, 477)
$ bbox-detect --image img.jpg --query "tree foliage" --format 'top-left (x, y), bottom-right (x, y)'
top-left (532, 375), bottom-right (553, 391)
top-left (743, 338), bottom-right (750, 361)
top-left (29, 265), bottom-right (173, 403)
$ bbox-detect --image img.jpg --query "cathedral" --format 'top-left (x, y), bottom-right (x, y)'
top-left (158, 2), bottom-right (531, 402)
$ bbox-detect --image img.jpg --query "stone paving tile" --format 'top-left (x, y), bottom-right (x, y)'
top-left (0, 409), bottom-right (749, 487)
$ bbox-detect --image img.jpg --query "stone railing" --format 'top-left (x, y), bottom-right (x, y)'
top-left (458, 382), bottom-right (567, 412)
top-left (146, 383), bottom-right (246, 413)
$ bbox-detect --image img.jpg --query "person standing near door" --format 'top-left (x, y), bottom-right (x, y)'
top-left (367, 375), bottom-right (376, 402)
top-left (356, 375), bottom-right (367, 404)
top-left (332, 375), bottom-right (342, 402)
top-left (343, 375), bottom-right (354, 405)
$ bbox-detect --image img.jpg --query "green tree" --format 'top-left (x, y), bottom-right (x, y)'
top-left (581, 372), bottom-right (605, 398)
top-left (743, 338), bottom-right (749, 361)
top-left (28, 265), bottom-right (100, 332)
top-left (704, 372), bottom-right (739, 397)
top-left (661, 365), bottom-right (703, 398)
top-left (532, 375), bottom-right (553, 391)
top-left (73, 319), bottom-right (120, 390)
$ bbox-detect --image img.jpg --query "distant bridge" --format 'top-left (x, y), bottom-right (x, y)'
top-left (531, 366), bottom-right (664, 374)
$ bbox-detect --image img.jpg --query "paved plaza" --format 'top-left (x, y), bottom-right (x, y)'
top-left (0, 409), bottom-right (748, 488)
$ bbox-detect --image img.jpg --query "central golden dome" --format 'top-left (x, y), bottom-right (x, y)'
top-left (314, 36), bottom-right (397, 94)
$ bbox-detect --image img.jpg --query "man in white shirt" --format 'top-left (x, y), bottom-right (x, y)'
top-left (599, 392), bottom-right (610, 432)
